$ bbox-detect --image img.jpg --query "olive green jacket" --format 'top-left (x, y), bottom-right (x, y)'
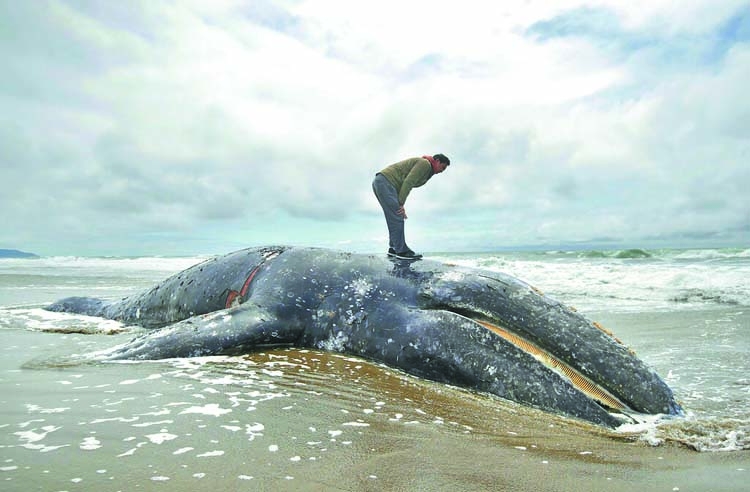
top-left (378, 157), bottom-right (434, 205)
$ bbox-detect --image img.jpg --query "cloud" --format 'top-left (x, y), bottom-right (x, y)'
top-left (0, 1), bottom-right (747, 255)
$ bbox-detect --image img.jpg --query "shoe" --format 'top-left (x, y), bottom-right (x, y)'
top-left (393, 251), bottom-right (422, 260)
top-left (387, 248), bottom-right (396, 257)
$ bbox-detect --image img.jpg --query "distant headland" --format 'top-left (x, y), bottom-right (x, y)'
top-left (0, 249), bottom-right (39, 259)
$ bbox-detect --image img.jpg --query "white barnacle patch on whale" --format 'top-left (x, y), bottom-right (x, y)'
top-left (344, 310), bottom-right (366, 326)
top-left (318, 331), bottom-right (349, 352)
top-left (349, 277), bottom-right (373, 297)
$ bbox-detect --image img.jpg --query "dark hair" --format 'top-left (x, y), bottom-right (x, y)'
top-left (433, 153), bottom-right (450, 166)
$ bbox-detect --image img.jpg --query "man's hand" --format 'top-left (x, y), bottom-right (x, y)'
top-left (397, 205), bottom-right (408, 219)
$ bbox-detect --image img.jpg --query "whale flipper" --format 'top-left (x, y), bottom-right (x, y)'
top-left (98, 305), bottom-right (301, 360)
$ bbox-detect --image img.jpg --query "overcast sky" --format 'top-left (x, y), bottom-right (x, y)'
top-left (1, 1), bottom-right (748, 256)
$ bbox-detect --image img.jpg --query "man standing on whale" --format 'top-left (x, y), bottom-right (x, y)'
top-left (372, 154), bottom-right (450, 260)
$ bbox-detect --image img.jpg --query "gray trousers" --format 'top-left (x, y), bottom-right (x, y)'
top-left (372, 173), bottom-right (408, 253)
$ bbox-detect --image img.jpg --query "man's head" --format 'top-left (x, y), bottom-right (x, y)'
top-left (433, 153), bottom-right (450, 174)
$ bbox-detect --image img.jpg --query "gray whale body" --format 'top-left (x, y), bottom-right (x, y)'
top-left (46, 246), bottom-right (682, 427)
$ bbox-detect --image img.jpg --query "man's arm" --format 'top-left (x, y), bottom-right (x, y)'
top-left (397, 159), bottom-right (432, 205)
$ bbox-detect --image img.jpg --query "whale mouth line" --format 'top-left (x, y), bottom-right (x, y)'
top-left (462, 315), bottom-right (631, 413)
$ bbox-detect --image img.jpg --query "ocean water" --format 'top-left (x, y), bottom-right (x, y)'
top-left (0, 247), bottom-right (748, 491)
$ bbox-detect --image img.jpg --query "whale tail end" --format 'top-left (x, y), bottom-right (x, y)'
top-left (45, 296), bottom-right (108, 317)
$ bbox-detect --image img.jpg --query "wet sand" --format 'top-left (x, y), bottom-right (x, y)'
top-left (328, 422), bottom-right (749, 492)
top-left (1, 324), bottom-right (748, 491)
top-left (287, 435), bottom-right (748, 492)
